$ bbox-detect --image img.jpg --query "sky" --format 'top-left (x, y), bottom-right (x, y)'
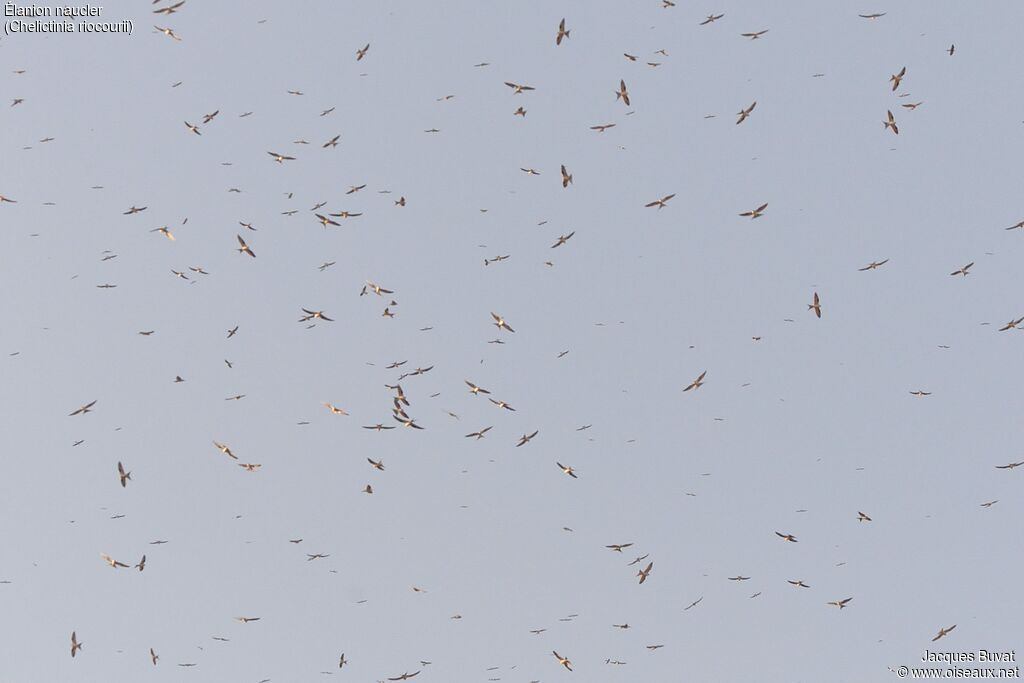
top-left (2, 1), bottom-right (1023, 681)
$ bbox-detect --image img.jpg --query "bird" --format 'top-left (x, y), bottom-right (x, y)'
top-left (828, 598), bottom-right (853, 609)
top-left (998, 316), bottom-right (1024, 331)
top-left (71, 632), bottom-right (82, 658)
top-left (504, 82), bottom-right (535, 94)
top-left (739, 202), bottom-right (767, 218)
top-left (932, 625), bottom-right (957, 642)
top-left (859, 259), bottom-right (889, 270)
top-left (339, 653), bottom-right (347, 668)
top-left (551, 232), bottom-right (575, 248)
top-left (213, 441), bottom-right (237, 459)
top-left (735, 101), bottom-right (756, 124)
top-left (890, 66), bottom-right (906, 91)
top-left (235, 616), bottom-right (261, 623)
top-left (117, 462), bottom-right (131, 488)
top-left (637, 561), bottom-right (654, 584)
top-left (909, 390), bottom-right (931, 397)
top-left (995, 461), bottom-right (1024, 470)
top-left (356, 43), bottom-right (370, 61)
top-left (788, 580), bottom-right (810, 588)
top-left (901, 102), bottom-right (924, 110)
top-left (388, 672), bottom-right (420, 681)
top-left (516, 430), bottom-right (538, 447)
top-left (590, 123), bottom-right (616, 132)
top-left (491, 312), bottom-right (515, 333)
top-left (236, 235), bottom-right (255, 257)
top-left (645, 194), bottom-right (675, 209)
top-left (560, 165), bottom-right (573, 187)
top-left (135, 555), bottom-right (146, 572)
top-left (363, 484), bottom-right (373, 494)
top-left (808, 292), bottom-right (821, 318)
top-left (947, 44), bottom-right (955, 56)
top-left (184, 121), bottom-right (201, 135)
top-left (315, 213), bottom-right (339, 228)
top-left (859, 12), bottom-right (886, 19)
top-left (615, 79), bottom-right (630, 106)
top-left (741, 29), bottom-right (769, 39)
top-left (69, 400), bottom-right (97, 416)
top-left (465, 381), bottom-right (490, 395)
top-left (123, 206), bottom-right (147, 215)
top-left (363, 423), bottom-right (395, 431)
top-left (775, 532), bottom-right (798, 542)
top-left (306, 553), bottom-right (329, 561)
top-left (301, 309), bottom-right (334, 322)
top-left (556, 18), bottom-right (570, 45)
top-left (950, 262), bottom-right (973, 276)
top-left (557, 462), bottom-right (578, 479)
top-left (552, 651), bottom-right (573, 671)
top-left (100, 553), bottom-right (129, 568)
top-left (0, 195), bottom-right (17, 203)
top-left (684, 596), bottom-right (704, 610)
top-left (201, 109), bottom-right (218, 123)
top-left (368, 458), bottom-right (385, 471)
top-left (239, 463), bottom-right (261, 471)
top-left (323, 135), bottom-right (340, 148)
top-left (606, 543), bottom-right (633, 552)
top-left (149, 648), bottom-right (158, 665)
top-left (683, 371), bottom-right (707, 392)
top-left (465, 426), bottom-right (493, 439)
top-left (153, 25), bottom-right (181, 40)
top-left (700, 13), bottom-right (724, 25)
top-left (857, 511), bottom-right (872, 522)
top-left (267, 151), bottom-right (295, 163)
top-left (884, 110), bottom-right (899, 135)
top-left (1006, 220), bottom-right (1024, 231)
top-left (153, 1), bottom-right (185, 14)
top-left (323, 402), bottom-right (348, 415)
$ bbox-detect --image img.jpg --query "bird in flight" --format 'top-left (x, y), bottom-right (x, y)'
top-left (100, 553), bottom-right (129, 568)
top-left (736, 101), bottom-right (757, 124)
top-left (323, 402), bottom-right (348, 415)
top-left (857, 511), bottom-right (872, 522)
top-left (70, 632), bottom-right (82, 658)
top-left (300, 309), bottom-right (334, 322)
top-left (859, 259), bottom-right (889, 271)
top-left (557, 462), bottom-right (578, 478)
top-left (684, 596), bottom-right (704, 610)
top-left (236, 235), bottom-right (255, 257)
top-left (741, 29), bottom-right (769, 39)
top-left (153, 25), bottom-right (181, 40)
top-left (615, 79), bottom-right (630, 106)
top-left (212, 441), bottom-right (237, 459)
top-left (859, 12), bottom-right (886, 19)
top-left (683, 370), bottom-right (707, 392)
top-left (149, 647), bottom-right (158, 665)
top-left (884, 110), bottom-right (899, 135)
top-left (368, 458), bottom-right (385, 471)
top-left (491, 312), bottom-right (515, 333)
top-left (235, 616), bottom-right (261, 623)
top-left (775, 531), bottom-right (798, 542)
top-left (69, 400), bottom-right (97, 416)
top-left (590, 123), bottom-right (616, 133)
top-left (465, 381), bottom-right (491, 395)
top-left (995, 461), bottom-right (1024, 470)
top-left (890, 66), bottom-right (906, 91)
top-left (552, 651), bottom-right (573, 671)
top-left (267, 151), bottom-right (295, 163)
top-left (338, 653), bottom-right (347, 668)
top-left (808, 292), bottom-right (821, 318)
top-left (388, 671), bottom-right (420, 680)
top-left (135, 555), bottom-right (146, 572)
top-left (932, 625), bottom-right (957, 642)
top-left (828, 598), bottom-right (853, 609)
top-left (560, 164), bottom-right (573, 187)
top-left (154, 1), bottom-right (185, 15)
top-left (788, 580), bottom-right (810, 588)
top-left (947, 44), bottom-right (955, 55)
top-left (645, 194), bottom-right (675, 209)
top-left (504, 82), bottom-right (535, 94)
top-left (551, 231), bottom-right (575, 248)
top-left (637, 561), bottom-right (654, 584)
top-left (117, 462), bottom-right (131, 488)
top-left (950, 262), bottom-right (973, 276)
top-left (739, 202), bottom-right (767, 218)
top-left (700, 13), bottom-right (724, 25)
top-left (516, 430), bottom-right (539, 447)
top-left (356, 43), bottom-right (370, 61)
top-left (465, 426), bottom-right (492, 439)
top-left (556, 18), bottom-right (570, 45)
top-left (909, 390), bottom-right (931, 397)
top-left (606, 543), bottom-right (633, 552)
top-left (998, 316), bottom-right (1024, 331)
top-left (184, 121), bottom-right (201, 136)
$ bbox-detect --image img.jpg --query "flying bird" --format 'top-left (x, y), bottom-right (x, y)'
top-left (700, 13), bottom-right (724, 25)
top-left (491, 312), bottom-right (515, 333)
top-left (100, 553), bottom-right (129, 568)
top-left (808, 292), bottom-right (821, 318)
top-left (267, 151), bottom-right (295, 163)
top-left (615, 79), bottom-right (630, 106)
top-left (560, 164), bottom-right (573, 187)
top-left (890, 66), bottom-right (906, 91)
top-left (551, 232), bottom-right (575, 248)
top-left (683, 371), bottom-right (707, 392)
top-left (553, 651), bottom-right (573, 671)
top-left (71, 632), bottom-right (82, 658)
top-left (859, 259), bottom-right (889, 270)
top-left (117, 462), bottom-right (131, 488)
top-left (645, 194), bottom-right (675, 209)
top-left (932, 625), bottom-right (957, 642)
top-left (504, 82), bottom-right (535, 94)
top-left (884, 110), bottom-right (899, 135)
top-left (739, 202), bottom-right (767, 218)
top-left (741, 29), bottom-right (769, 39)
top-left (557, 462), bottom-right (578, 479)
top-left (637, 561), bottom-right (654, 584)
top-left (516, 430), bottom-right (539, 447)
top-left (736, 101), bottom-right (756, 124)
top-left (775, 532), bottom-right (798, 542)
top-left (950, 262), bottom-right (973, 276)
top-left (556, 18), bottom-right (570, 45)
top-left (236, 235), bottom-right (255, 257)
top-left (828, 598), bottom-right (853, 609)
top-left (69, 400), bottom-right (97, 416)
top-left (356, 43), bottom-right (370, 61)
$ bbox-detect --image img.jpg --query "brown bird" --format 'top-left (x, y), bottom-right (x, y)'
top-left (788, 580), bottom-right (810, 588)
top-left (556, 18), bottom-right (570, 45)
top-left (741, 29), bottom-right (769, 39)
top-left (516, 430), bottom-right (539, 447)
top-left (932, 625), bottom-right (956, 642)
top-left (884, 110), bottom-right (899, 135)
top-left (267, 151), bottom-right (295, 163)
top-left (117, 461), bottom-right (132, 488)
top-left (683, 370), bottom-right (707, 392)
top-left (234, 616), bottom-right (261, 623)
top-left (645, 193), bottom-right (675, 209)
top-left (465, 426), bottom-right (492, 439)
top-left (504, 81), bottom-right (535, 94)
top-left (590, 123), bottom-right (616, 132)
top-left (153, 1), bottom-right (185, 15)
top-left (553, 651), bottom-right (573, 671)
top-left (465, 381), bottom-right (491, 395)
top-left (808, 292), bottom-right (821, 318)
top-left (184, 121), bottom-right (201, 136)
top-left (100, 553), bottom-right (129, 569)
top-left (739, 202), bottom-right (767, 218)
top-left (557, 462), bottom-right (578, 479)
top-left (491, 312), bottom-right (515, 333)
top-left (489, 398), bottom-right (515, 411)
top-left (859, 12), bottom-right (886, 19)
top-left (560, 164), bottom-right (573, 187)
top-left (947, 44), bottom-right (955, 56)
top-left (149, 647), bottom-right (158, 665)
top-left (551, 232), bottom-right (575, 248)
top-left (615, 79), bottom-right (630, 106)
top-left (71, 631), bottom-right (83, 658)
top-left (213, 441), bottom-right (237, 459)
top-left (995, 461), bottom-right (1024, 470)
top-left (735, 101), bottom-right (756, 124)
top-left (606, 543), bottom-right (633, 552)
top-left (323, 402), bottom-right (348, 415)
top-left (775, 531), bottom-right (798, 542)
top-left (637, 561), bottom-right (654, 584)
top-left (998, 316), bottom-right (1024, 331)
top-left (368, 458), bottom-right (385, 471)
top-left (950, 262), bottom-right (973, 276)
top-left (857, 511), bottom-right (872, 522)
top-left (69, 400), bottom-right (97, 416)
top-left (236, 234), bottom-right (255, 257)
top-left (828, 598), bottom-right (852, 609)
top-left (135, 555), bottom-right (146, 572)
top-left (700, 13), bottom-right (724, 25)
top-left (859, 259), bottom-right (889, 271)
top-left (356, 43), bottom-right (370, 61)
top-left (889, 66), bottom-right (906, 91)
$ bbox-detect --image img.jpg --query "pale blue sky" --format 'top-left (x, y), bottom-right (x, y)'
top-left (2, 2), bottom-right (1022, 681)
